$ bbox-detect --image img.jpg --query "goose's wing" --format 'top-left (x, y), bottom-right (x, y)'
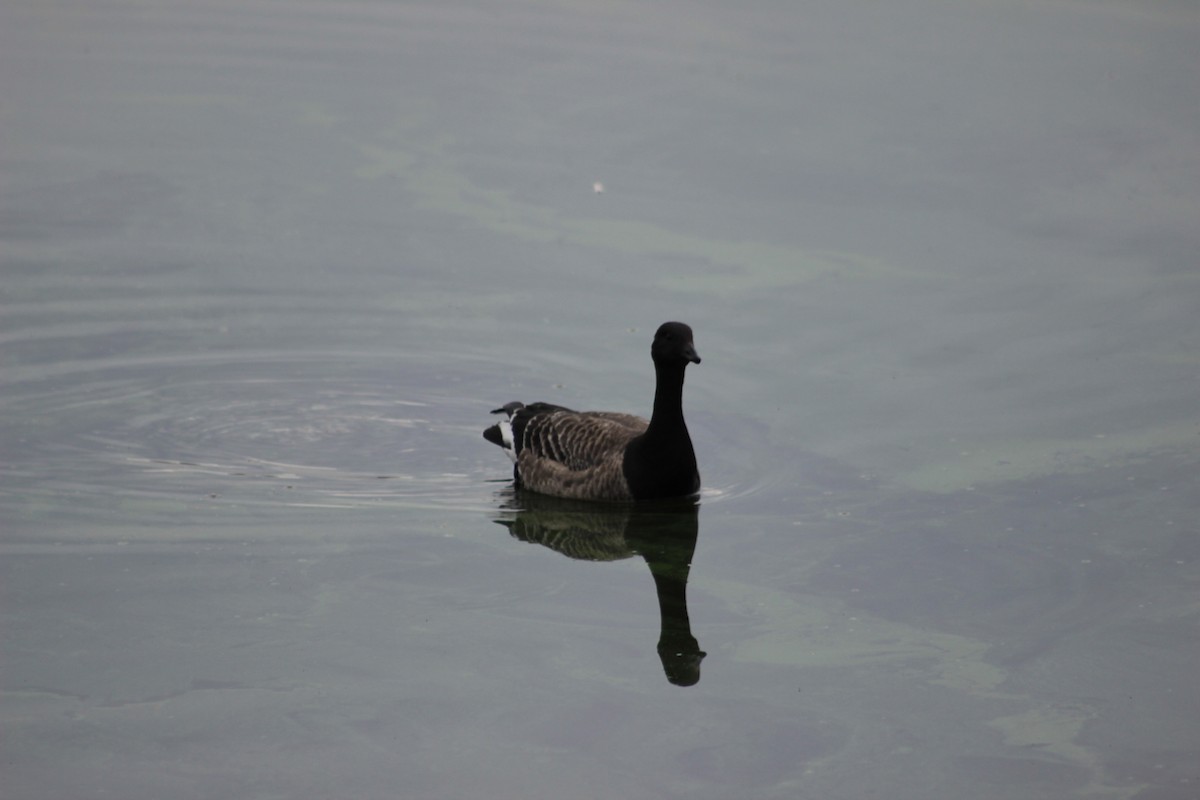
top-left (514, 407), bottom-right (646, 471)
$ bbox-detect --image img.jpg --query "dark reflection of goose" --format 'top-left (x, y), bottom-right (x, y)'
top-left (492, 491), bottom-right (705, 687)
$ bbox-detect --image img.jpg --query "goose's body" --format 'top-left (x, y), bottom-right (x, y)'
top-left (483, 322), bottom-right (701, 502)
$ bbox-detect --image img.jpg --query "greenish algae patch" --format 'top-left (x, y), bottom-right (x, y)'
top-left (897, 422), bottom-right (1198, 493)
top-left (114, 92), bottom-right (251, 110)
top-left (351, 142), bottom-right (419, 181)
top-left (714, 581), bottom-right (1009, 697)
top-left (297, 103), bottom-right (341, 128)
top-left (988, 708), bottom-right (1143, 799)
top-left (716, 580), bottom-right (1142, 796)
top-left (349, 136), bottom-right (921, 292)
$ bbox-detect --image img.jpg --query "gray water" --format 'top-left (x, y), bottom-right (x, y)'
top-left (2, 1), bottom-right (1198, 798)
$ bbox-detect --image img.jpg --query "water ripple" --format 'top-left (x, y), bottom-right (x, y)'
top-left (1, 349), bottom-right (501, 531)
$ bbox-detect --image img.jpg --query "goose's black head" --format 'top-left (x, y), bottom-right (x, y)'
top-left (651, 321), bottom-right (701, 366)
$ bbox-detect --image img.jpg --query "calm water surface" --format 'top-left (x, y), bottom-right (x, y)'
top-left (2, 1), bottom-right (1198, 798)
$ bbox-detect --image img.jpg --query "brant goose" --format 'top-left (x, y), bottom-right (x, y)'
top-left (484, 322), bottom-right (701, 501)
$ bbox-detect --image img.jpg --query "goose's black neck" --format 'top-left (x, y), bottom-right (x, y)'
top-left (644, 360), bottom-right (689, 442)
top-left (622, 358), bottom-right (698, 500)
